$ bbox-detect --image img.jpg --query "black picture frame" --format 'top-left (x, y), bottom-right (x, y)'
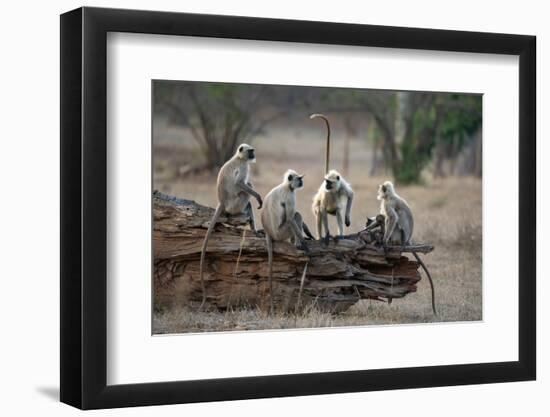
top-left (60, 6), bottom-right (536, 410)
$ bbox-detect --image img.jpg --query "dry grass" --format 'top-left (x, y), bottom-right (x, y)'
top-left (153, 116), bottom-right (482, 334)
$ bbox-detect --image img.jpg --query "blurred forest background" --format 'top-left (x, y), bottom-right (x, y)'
top-left (153, 81), bottom-right (482, 183)
top-left (152, 80), bottom-right (483, 333)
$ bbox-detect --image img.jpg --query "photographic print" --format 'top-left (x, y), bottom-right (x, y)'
top-left (152, 80), bottom-right (482, 335)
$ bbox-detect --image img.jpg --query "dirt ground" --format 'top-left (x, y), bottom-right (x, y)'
top-left (152, 115), bottom-right (482, 333)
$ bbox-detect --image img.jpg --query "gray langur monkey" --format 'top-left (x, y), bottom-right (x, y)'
top-left (198, 144), bottom-right (263, 309)
top-left (377, 181), bottom-right (413, 245)
top-left (310, 114), bottom-right (354, 245)
top-left (312, 169), bottom-right (354, 245)
top-left (365, 214), bottom-right (387, 245)
top-left (377, 181), bottom-right (437, 315)
top-left (261, 170), bottom-right (313, 312)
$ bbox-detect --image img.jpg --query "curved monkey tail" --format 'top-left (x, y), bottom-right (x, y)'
top-left (310, 114), bottom-right (331, 174)
top-left (411, 251), bottom-right (437, 316)
top-left (198, 204), bottom-right (223, 309)
top-left (265, 234), bottom-right (274, 314)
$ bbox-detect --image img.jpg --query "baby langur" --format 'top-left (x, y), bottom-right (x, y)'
top-left (199, 144), bottom-right (263, 309)
top-left (261, 170), bottom-right (313, 312)
top-left (365, 214), bottom-right (387, 245)
top-left (312, 170), bottom-right (354, 245)
top-left (377, 181), bottom-right (413, 245)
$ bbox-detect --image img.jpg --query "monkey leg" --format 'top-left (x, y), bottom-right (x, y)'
top-left (322, 209), bottom-right (331, 246)
top-left (316, 211), bottom-right (323, 241)
top-left (335, 210), bottom-right (344, 242)
top-left (245, 201), bottom-right (256, 231)
top-left (298, 213), bottom-right (315, 240)
top-left (199, 203), bottom-right (224, 309)
top-left (293, 212), bottom-right (304, 234)
top-left (291, 213), bottom-right (310, 251)
top-left (265, 234), bottom-right (274, 314)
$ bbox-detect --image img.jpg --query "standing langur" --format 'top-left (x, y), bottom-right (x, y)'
top-left (310, 114), bottom-right (354, 245)
top-left (261, 170), bottom-right (313, 312)
top-left (199, 144), bottom-right (263, 309)
top-left (377, 181), bottom-right (437, 315)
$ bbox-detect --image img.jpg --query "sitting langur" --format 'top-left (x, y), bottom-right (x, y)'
top-left (376, 181), bottom-right (413, 245)
top-left (199, 144), bottom-right (263, 308)
top-left (376, 181), bottom-right (437, 315)
top-left (310, 114), bottom-right (354, 245)
top-left (261, 170), bottom-right (313, 312)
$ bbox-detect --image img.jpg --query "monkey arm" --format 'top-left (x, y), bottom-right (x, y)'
top-left (237, 180), bottom-right (263, 209)
top-left (279, 202), bottom-right (288, 229)
top-left (344, 188), bottom-right (354, 226)
top-left (384, 207), bottom-right (399, 243)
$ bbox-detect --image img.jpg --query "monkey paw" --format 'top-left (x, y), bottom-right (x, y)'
top-left (323, 234), bottom-right (330, 246)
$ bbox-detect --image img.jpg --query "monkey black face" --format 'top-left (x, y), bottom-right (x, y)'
top-left (324, 170), bottom-right (341, 191)
top-left (237, 144), bottom-right (255, 162)
top-left (247, 148), bottom-right (255, 160)
top-left (286, 171), bottom-right (304, 190)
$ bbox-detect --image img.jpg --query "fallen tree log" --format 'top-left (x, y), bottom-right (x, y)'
top-left (153, 191), bottom-right (434, 313)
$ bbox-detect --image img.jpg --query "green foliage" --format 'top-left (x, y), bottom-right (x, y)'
top-left (397, 100), bottom-right (437, 183)
top-left (364, 91), bottom-right (482, 184)
top-left (437, 94), bottom-right (482, 153)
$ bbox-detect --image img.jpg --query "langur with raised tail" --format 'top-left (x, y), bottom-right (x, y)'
top-left (310, 114), bottom-right (354, 245)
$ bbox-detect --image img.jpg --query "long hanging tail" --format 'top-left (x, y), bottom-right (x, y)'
top-left (412, 251), bottom-right (437, 316)
top-left (310, 114), bottom-right (331, 174)
top-left (266, 234), bottom-right (274, 314)
top-left (233, 229), bottom-right (247, 278)
top-left (295, 262), bottom-right (309, 313)
top-left (198, 204), bottom-right (223, 309)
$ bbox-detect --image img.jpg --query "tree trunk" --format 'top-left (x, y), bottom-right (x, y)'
top-left (153, 191), bottom-right (434, 313)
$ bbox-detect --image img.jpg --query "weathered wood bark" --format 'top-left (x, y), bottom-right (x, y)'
top-left (153, 191), bottom-right (434, 313)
